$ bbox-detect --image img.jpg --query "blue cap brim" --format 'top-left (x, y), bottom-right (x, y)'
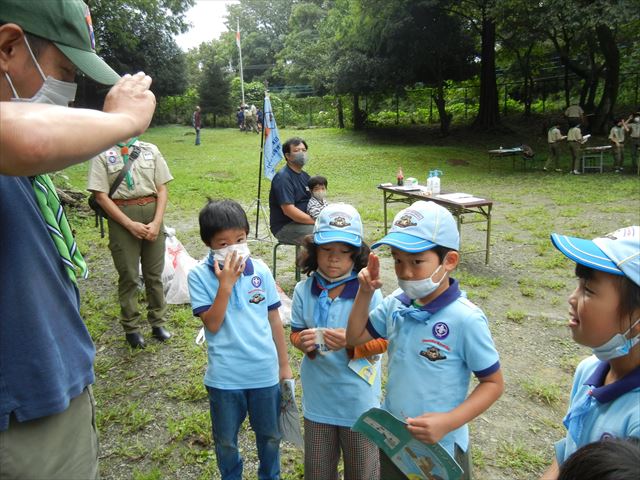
top-left (551, 233), bottom-right (623, 276)
top-left (371, 232), bottom-right (437, 252)
top-left (314, 231), bottom-right (362, 247)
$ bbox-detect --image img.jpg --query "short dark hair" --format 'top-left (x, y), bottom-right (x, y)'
top-left (558, 437), bottom-right (640, 480)
top-left (282, 137), bottom-right (308, 155)
top-left (432, 245), bottom-right (456, 263)
top-left (308, 175), bottom-right (328, 190)
top-left (297, 235), bottom-right (371, 276)
top-left (198, 199), bottom-right (249, 244)
top-left (575, 263), bottom-right (640, 326)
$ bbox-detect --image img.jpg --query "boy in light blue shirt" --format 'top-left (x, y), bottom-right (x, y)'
top-left (347, 201), bottom-right (504, 479)
top-left (541, 226), bottom-right (640, 479)
top-left (188, 199), bottom-right (292, 480)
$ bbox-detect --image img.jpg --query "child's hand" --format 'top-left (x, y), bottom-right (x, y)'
top-left (406, 412), bottom-right (453, 444)
top-left (213, 250), bottom-right (245, 289)
top-left (358, 253), bottom-right (383, 292)
top-left (324, 328), bottom-right (347, 351)
top-left (297, 328), bottom-right (319, 354)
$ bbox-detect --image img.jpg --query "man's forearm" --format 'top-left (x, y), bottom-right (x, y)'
top-left (0, 104), bottom-right (143, 176)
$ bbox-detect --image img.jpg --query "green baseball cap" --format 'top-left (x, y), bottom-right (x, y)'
top-left (0, 0), bottom-right (120, 85)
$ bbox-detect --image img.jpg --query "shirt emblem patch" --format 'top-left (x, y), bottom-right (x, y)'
top-left (420, 346), bottom-right (447, 362)
top-left (143, 151), bottom-right (154, 160)
top-left (432, 322), bottom-right (449, 339)
top-left (249, 293), bottom-right (265, 304)
top-left (251, 276), bottom-right (262, 288)
top-left (107, 155), bottom-right (118, 164)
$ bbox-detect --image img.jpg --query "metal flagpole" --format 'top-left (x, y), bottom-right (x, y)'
top-left (236, 19), bottom-right (245, 106)
top-left (254, 82), bottom-right (268, 238)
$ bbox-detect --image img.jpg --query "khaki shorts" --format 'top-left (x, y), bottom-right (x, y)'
top-left (0, 386), bottom-right (99, 479)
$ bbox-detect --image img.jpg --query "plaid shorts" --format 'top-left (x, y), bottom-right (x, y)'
top-left (304, 417), bottom-right (380, 480)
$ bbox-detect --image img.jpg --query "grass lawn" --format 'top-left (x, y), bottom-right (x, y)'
top-left (61, 124), bottom-right (639, 480)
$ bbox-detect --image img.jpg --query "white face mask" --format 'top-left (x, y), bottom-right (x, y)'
top-left (312, 189), bottom-right (327, 201)
top-left (397, 263), bottom-right (445, 300)
top-left (591, 318), bottom-right (640, 361)
top-left (4, 36), bottom-right (77, 107)
top-left (635, 117), bottom-right (640, 123)
top-left (211, 242), bottom-right (251, 264)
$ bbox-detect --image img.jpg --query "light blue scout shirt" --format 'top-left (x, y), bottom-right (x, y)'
top-left (291, 275), bottom-right (384, 427)
top-left (188, 255), bottom-right (282, 390)
top-left (555, 355), bottom-right (640, 464)
top-left (366, 279), bottom-right (500, 456)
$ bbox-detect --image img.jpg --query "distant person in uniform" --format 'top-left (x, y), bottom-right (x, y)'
top-left (627, 109), bottom-right (640, 170)
top-left (567, 123), bottom-right (588, 175)
top-left (193, 105), bottom-right (201, 146)
top-left (609, 117), bottom-right (630, 173)
top-left (269, 137), bottom-right (315, 244)
top-left (88, 139), bottom-right (173, 348)
top-left (564, 103), bottom-right (584, 128)
top-left (237, 106), bottom-right (244, 131)
top-left (544, 121), bottom-right (566, 172)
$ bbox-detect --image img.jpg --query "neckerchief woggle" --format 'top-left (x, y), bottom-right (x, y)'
top-left (116, 137), bottom-right (138, 190)
top-left (313, 271), bottom-right (358, 328)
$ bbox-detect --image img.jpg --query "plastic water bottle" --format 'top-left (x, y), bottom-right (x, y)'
top-left (431, 170), bottom-right (442, 195)
top-left (426, 171), bottom-right (433, 194)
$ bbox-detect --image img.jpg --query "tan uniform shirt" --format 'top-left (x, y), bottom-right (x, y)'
top-left (548, 127), bottom-right (563, 144)
top-left (87, 140), bottom-right (173, 200)
top-left (567, 126), bottom-right (583, 142)
top-left (628, 122), bottom-right (640, 138)
top-left (609, 126), bottom-right (625, 144)
top-left (565, 105), bottom-right (584, 118)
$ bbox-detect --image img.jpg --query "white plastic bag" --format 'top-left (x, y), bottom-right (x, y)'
top-left (279, 379), bottom-right (304, 450)
top-left (277, 284), bottom-right (292, 326)
top-left (162, 227), bottom-right (198, 304)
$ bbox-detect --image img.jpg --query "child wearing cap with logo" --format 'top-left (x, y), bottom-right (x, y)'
top-left (347, 200), bottom-right (504, 479)
top-left (540, 226), bottom-right (640, 479)
top-left (290, 203), bottom-right (388, 479)
top-left (187, 199), bottom-right (292, 480)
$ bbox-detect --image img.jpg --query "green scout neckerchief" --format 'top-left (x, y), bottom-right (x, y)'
top-left (116, 137), bottom-right (139, 190)
top-left (31, 174), bottom-right (88, 285)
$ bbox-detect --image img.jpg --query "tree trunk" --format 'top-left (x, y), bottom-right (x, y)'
top-left (592, 24), bottom-right (620, 134)
top-left (336, 96), bottom-right (345, 129)
top-left (353, 94), bottom-right (364, 130)
top-left (434, 83), bottom-right (451, 136)
top-left (473, 17), bottom-right (500, 128)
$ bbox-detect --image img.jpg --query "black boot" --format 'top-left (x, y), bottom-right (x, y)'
top-left (125, 332), bottom-right (145, 349)
top-left (151, 326), bottom-right (172, 341)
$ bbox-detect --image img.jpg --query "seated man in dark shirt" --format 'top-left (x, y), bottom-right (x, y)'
top-left (269, 137), bottom-right (315, 244)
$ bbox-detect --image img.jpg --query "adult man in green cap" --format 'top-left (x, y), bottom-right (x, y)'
top-left (0, 1), bottom-right (155, 478)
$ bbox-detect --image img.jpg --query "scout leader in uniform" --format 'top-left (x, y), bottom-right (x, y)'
top-left (88, 138), bottom-right (173, 348)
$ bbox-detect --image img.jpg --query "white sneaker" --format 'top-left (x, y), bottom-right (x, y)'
top-left (572, 170), bottom-right (581, 175)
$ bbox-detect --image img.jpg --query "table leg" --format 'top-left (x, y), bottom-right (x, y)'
top-left (485, 205), bottom-right (492, 265)
top-left (383, 191), bottom-right (388, 235)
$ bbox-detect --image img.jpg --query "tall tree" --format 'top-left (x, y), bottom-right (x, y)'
top-left (198, 55), bottom-right (232, 126)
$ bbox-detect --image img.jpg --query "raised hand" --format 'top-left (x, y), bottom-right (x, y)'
top-left (103, 72), bottom-right (156, 137)
top-left (213, 250), bottom-right (245, 290)
top-left (357, 252), bottom-right (383, 292)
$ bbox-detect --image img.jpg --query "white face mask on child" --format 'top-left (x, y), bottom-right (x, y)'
top-left (397, 262), bottom-right (446, 300)
top-left (591, 318), bottom-right (640, 361)
top-left (312, 190), bottom-right (327, 201)
top-left (211, 243), bottom-right (251, 264)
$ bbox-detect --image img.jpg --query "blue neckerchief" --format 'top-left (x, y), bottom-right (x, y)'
top-left (207, 253), bottom-right (254, 310)
top-left (562, 392), bottom-right (595, 444)
top-left (312, 271), bottom-right (358, 328)
top-left (392, 278), bottom-right (461, 324)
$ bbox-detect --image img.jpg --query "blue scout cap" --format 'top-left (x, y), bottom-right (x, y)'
top-left (551, 226), bottom-right (640, 286)
top-left (372, 201), bottom-right (459, 252)
top-left (313, 203), bottom-right (363, 248)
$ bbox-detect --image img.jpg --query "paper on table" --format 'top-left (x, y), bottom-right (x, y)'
top-left (435, 193), bottom-right (486, 203)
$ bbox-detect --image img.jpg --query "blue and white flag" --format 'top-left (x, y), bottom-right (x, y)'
top-left (263, 96), bottom-right (283, 180)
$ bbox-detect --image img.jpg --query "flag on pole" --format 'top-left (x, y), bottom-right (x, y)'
top-left (263, 96), bottom-right (283, 180)
top-left (236, 27), bottom-right (241, 48)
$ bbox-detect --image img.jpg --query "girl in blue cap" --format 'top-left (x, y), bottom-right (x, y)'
top-left (542, 226), bottom-right (640, 479)
top-left (290, 203), bottom-right (387, 480)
